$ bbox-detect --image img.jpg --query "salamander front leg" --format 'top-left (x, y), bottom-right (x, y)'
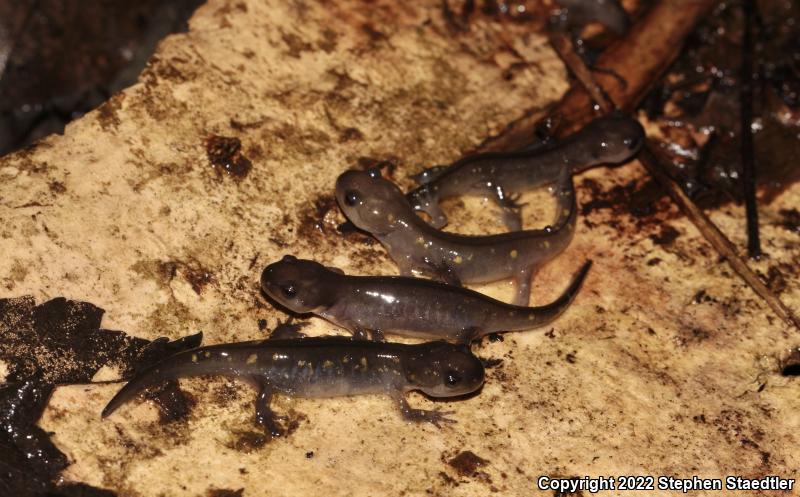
top-left (513, 266), bottom-right (534, 307)
top-left (268, 317), bottom-right (309, 340)
top-left (493, 185), bottom-right (525, 232)
top-left (254, 381), bottom-right (284, 437)
top-left (391, 391), bottom-right (455, 428)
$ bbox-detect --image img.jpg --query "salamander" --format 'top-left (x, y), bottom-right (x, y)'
top-left (336, 167), bottom-right (585, 306)
top-left (261, 255), bottom-right (591, 342)
top-left (407, 116), bottom-right (644, 230)
top-left (102, 336), bottom-right (484, 435)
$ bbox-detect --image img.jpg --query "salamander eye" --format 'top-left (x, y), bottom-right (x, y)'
top-left (444, 370), bottom-right (462, 387)
top-left (281, 284), bottom-right (297, 298)
top-left (344, 190), bottom-right (359, 206)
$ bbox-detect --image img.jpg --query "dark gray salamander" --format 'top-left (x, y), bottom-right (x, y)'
top-left (336, 168), bottom-right (585, 306)
top-left (102, 336), bottom-right (484, 435)
top-left (261, 256), bottom-right (591, 342)
top-left (407, 116), bottom-right (644, 230)
top-left (553, 0), bottom-right (630, 35)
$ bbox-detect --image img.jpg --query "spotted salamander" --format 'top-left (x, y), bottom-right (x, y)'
top-left (102, 336), bottom-right (484, 435)
top-left (407, 116), bottom-right (643, 230)
top-left (336, 167), bottom-right (586, 306)
top-left (261, 255), bottom-right (591, 342)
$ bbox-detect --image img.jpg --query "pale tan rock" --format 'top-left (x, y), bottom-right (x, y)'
top-left (1, 0), bottom-right (798, 496)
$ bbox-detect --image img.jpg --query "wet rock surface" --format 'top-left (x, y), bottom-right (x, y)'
top-left (0, 297), bottom-right (200, 496)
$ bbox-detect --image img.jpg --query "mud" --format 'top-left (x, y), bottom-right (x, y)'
top-left (0, 297), bottom-right (202, 496)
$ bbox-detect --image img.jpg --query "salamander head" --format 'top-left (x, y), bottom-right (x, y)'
top-left (335, 169), bottom-right (413, 236)
top-left (260, 255), bottom-right (339, 313)
top-left (404, 342), bottom-right (485, 398)
top-left (571, 116), bottom-right (645, 167)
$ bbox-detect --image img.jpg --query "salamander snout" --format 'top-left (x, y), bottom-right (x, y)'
top-left (335, 169), bottom-right (410, 235)
top-left (406, 343), bottom-right (485, 398)
top-left (260, 256), bottom-right (337, 313)
top-left (586, 116), bottom-right (645, 165)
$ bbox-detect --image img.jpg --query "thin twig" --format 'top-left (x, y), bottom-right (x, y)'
top-left (740, 0), bottom-right (761, 258)
top-left (639, 146), bottom-right (798, 327)
top-left (543, 1), bottom-right (798, 328)
top-left (548, 30), bottom-right (614, 113)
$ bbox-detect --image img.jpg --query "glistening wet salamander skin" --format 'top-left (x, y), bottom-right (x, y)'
top-left (407, 116), bottom-right (644, 230)
top-left (261, 256), bottom-right (591, 342)
top-left (102, 336), bottom-right (484, 435)
top-left (336, 168), bottom-right (585, 306)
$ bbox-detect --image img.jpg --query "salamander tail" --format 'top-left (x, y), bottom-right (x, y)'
top-left (101, 347), bottom-right (219, 418)
top-left (502, 259), bottom-right (592, 333)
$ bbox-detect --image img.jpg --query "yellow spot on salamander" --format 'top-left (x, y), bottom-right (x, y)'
top-left (563, 208), bottom-right (570, 217)
top-left (453, 255), bottom-right (463, 264)
top-left (510, 249), bottom-right (518, 259)
top-left (246, 354), bottom-right (257, 365)
top-left (359, 357), bottom-right (368, 369)
top-left (203, 351), bottom-right (211, 358)
top-left (416, 236), bottom-right (425, 245)
top-left (191, 354), bottom-right (198, 363)
top-left (298, 360), bottom-right (306, 367)
top-left (387, 213), bottom-right (395, 222)
top-left (342, 356), bottom-right (349, 363)
top-left (323, 360), bottom-right (334, 369)
top-left (542, 240), bottom-right (550, 249)
top-left (272, 352), bottom-right (281, 361)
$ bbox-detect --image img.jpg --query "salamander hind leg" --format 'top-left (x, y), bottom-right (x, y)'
top-left (513, 266), bottom-right (534, 307)
top-left (493, 185), bottom-right (525, 231)
top-left (253, 381), bottom-right (285, 437)
top-left (391, 392), bottom-right (455, 428)
top-left (407, 186), bottom-right (448, 228)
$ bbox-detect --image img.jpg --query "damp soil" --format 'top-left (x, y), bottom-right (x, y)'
top-left (447, 450), bottom-right (490, 477)
top-left (0, 296), bottom-right (201, 496)
top-left (641, 0), bottom-right (800, 207)
top-left (205, 135), bottom-right (253, 179)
